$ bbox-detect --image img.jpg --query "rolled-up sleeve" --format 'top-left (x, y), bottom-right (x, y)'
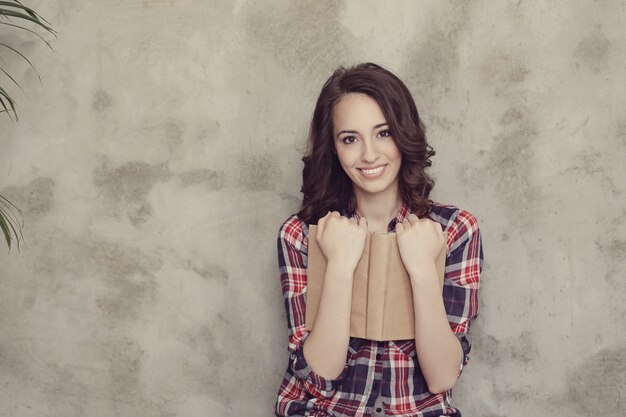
top-left (278, 216), bottom-right (348, 398)
top-left (442, 209), bottom-right (484, 375)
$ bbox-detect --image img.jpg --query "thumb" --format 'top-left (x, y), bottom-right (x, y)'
top-left (317, 211), bottom-right (330, 238)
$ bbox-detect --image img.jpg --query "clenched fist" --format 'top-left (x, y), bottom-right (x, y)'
top-left (316, 211), bottom-right (368, 276)
top-left (395, 213), bottom-right (445, 279)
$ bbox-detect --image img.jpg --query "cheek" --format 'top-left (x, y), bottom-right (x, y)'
top-left (388, 142), bottom-right (402, 161)
top-left (336, 148), bottom-right (357, 168)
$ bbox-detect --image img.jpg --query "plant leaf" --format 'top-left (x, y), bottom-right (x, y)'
top-left (0, 194), bottom-right (25, 251)
top-left (0, 209), bottom-right (12, 249)
top-left (0, 5), bottom-right (55, 33)
top-left (0, 86), bottom-right (17, 119)
top-left (0, 41), bottom-right (42, 81)
top-left (0, 64), bottom-right (25, 93)
top-left (0, 21), bottom-right (54, 50)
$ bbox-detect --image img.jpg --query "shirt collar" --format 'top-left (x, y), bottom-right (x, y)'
top-left (343, 202), bottom-right (411, 233)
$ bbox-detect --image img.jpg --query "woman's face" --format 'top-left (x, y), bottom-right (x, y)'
top-left (332, 93), bottom-right (402, 201)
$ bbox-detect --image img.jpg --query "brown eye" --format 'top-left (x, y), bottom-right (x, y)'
top-left (378, 129), bottom-right (391, 138)
top-left (342, 136), bottom-right (358, 144)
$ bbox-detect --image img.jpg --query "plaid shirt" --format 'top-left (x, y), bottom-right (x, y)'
top-left (275, 202), bottom-right (484, 417)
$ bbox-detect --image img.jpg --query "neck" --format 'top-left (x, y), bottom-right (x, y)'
top-left (354, 187), bottom-right (403, 232)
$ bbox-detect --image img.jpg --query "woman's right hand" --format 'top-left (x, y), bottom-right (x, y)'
top-left (316, 211), bottom-right (367, 276)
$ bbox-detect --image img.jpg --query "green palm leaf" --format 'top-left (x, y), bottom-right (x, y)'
top-left (0, 194), bottom-right (24, 251)
top-left (0, 1), bottom-right (54, 121)
top-left (1, 1), bottom-right (54, 250)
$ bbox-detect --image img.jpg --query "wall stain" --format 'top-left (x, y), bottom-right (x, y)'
top-left (279, 192), bottom-right (301, 204)
top-left (232, 152), bottom-right (282, 191)
top-left (509, 330), bottom-right (540, 363)
top-left (179, 258), bottom-right (229, 281)
top-left (594, 237), bottom-right (626, 264)
top-left (615, 119), bottom-right (626, 146)
top-left (165, 119), bottom-right (184, 155)
top-left (480, 51), bottom-right (530, 87)
top-left (499, 107), bottom-right (525, 126)
top-left (574, 27), bottom-right (611, 73)
top-left (27, 226), bottom-right (161, 322)
top-left (481, 127), bottom-right (539, 210)
top-left (0, 177), bottom-right (55, 218)
top-left (92, 90), bottom-right (113, 112)
top-left (9, 223), bottom-right (185, 413)
top-left (93, 160), bottom-right (172, 225)
top-left (401, 2), bottom-right (472, 101)
top-left (104, 337), bottom-right (145, 402)
top-left (88, 240), bottom-right (160, 321)
top-left (492, 384), bottom-right (531, 404)
top-left (243, 0), bottom-right (355, 75)
top-left (473, 327), bottom-right (539, 367)
top-left (178, 169), bottom-right (224, 190)
top-left (464, 103), bottom-right (540, 227)
top-left (426, 115), bottom-right (457, 132)
top-left (566, 345), bottom-right (625, 414)
top-left (175, 292), bottom-right (244, 405)
top-left (560, 152), bottom-right (621, 197)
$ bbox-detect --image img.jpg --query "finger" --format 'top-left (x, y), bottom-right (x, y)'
top-left (408, 213), bottom-right (419, 224)
top-left (329, 211), bottom-right (341, 218)
top-left (359, 216), bottom-right (367, 230)
top-left (425, 219), bottom-right (441, 234)
top-left (349, 217), bottom-right (357, 224)
top-left (317, 211), bottom-right (330, 237)
top-left (395, 221), bottom-right (404, 234)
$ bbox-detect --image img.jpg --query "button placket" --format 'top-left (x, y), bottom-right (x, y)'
top-left (373, 396), bottom-right (385, 416)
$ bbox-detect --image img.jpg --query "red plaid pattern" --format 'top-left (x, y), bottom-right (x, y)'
top-left (275, 202), bottom-right (484, 417)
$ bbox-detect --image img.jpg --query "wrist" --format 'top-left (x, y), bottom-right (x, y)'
top-left (408, 260), bottom-right (438, 285)
top-left (325, 260), bottom-right (356, 281)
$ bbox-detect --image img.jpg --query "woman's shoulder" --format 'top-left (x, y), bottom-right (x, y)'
top-left (277, 214), bottom-right (310, 251)
top-left (428, 201), bottom-right (481, 239)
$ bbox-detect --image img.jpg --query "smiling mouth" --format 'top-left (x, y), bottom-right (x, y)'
top-left (358, 165), bottom-right (386, 177)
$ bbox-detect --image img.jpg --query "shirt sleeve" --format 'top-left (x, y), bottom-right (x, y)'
top-left (277, 216), bottom-right (350, 398)
top-left (442, 209), bottom-right (484, 376)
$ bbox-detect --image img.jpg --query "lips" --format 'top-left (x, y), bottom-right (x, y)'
top-left (357, 164), bottom-right (387, 178)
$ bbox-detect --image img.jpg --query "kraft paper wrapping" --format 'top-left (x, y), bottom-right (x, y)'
top-left (305, 225), bottom-right (447, 341)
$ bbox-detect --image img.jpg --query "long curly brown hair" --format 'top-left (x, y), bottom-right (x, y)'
top-left (297, 63), bottom-right (435, 224)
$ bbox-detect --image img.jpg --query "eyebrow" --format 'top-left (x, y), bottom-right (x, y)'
top-left (336, 123), bottom-right (389, 138)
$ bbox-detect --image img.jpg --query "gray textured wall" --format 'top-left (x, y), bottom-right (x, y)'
top-left (1, 1), bottom-right (625, 416)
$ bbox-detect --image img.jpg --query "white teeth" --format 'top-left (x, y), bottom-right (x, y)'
top-left (360, 166), bottom-right (384, 175)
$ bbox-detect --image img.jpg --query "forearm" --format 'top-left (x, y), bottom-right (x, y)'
top-left (411, 262), bottom-right (463, 394)
top-left (302, 263), bottom-right (354, 379)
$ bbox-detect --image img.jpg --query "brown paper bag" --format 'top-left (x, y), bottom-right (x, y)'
top-left (305, 226), bottom-right (447, 341)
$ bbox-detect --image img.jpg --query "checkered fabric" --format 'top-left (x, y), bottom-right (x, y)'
top-left (275, 202), bottom-right (483, 417)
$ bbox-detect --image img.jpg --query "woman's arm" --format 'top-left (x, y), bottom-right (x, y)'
top-left (396, 213), bottom-right (462, 393)
top-left (302, 263), bottom-right (354, 379)
top-left (303, 212), bottom-right (367, 378)
top-left (410, 263), bottom-right (463, 394)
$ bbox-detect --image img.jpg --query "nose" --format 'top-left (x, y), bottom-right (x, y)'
top-left (360, 138), bottom-right (379, 163)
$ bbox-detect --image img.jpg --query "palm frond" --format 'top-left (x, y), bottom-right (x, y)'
top-left (0, 1), bottom-right (54, 121)
top-left (0, 41), bottom-right (42, 81)
top-left (0, 21), bottom-right (54, 50)
top-left (0, 2), bottom-right (56, 34)
top-left (0, 193), bottom-right (25, 251)
top-left (0, 85), bottom-right (17, 120)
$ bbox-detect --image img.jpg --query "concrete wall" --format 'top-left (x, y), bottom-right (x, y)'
top-left (1, 1), bottom-right (624, 416)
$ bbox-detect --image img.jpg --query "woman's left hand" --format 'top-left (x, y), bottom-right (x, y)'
top-left (395, 213), bottom-right (445, 279)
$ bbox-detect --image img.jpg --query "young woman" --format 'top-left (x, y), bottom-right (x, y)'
top-left (274, 63), bottom-right (483, 417)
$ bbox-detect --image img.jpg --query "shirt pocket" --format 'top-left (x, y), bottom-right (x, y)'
top-left (347, 337), bottom-right (366, 358)
top-left (390, 339), bottom-right (416, 358)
